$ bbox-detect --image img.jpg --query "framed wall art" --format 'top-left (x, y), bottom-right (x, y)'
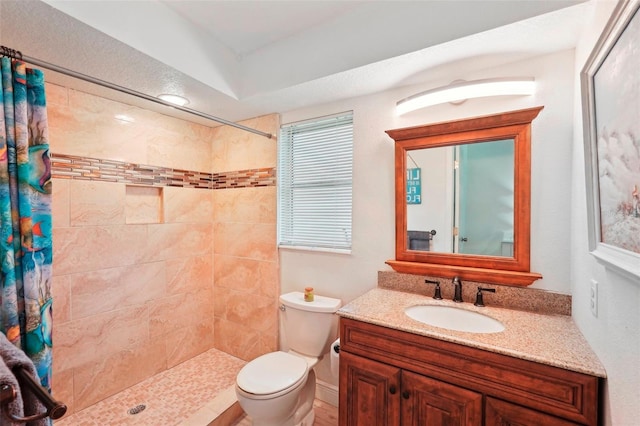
top-left (581, 0), bottom-right (640, 281)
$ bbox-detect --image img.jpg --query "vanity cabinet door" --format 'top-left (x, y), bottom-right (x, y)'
top-left (485, 397), bottom-right (581, 426)
top-left (340, 351), bottom-right (401, 426)
top-left (401, 370), bottom-right (482, 426)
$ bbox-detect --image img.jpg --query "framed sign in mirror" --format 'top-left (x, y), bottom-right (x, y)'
top-left (581, 0), bottom-right (640, 282)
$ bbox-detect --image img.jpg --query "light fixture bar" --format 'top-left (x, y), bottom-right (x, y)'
top-left (396, 77), bottom-right (535, 115)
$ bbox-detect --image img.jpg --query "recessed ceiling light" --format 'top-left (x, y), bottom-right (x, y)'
top-left (158, 94), bottom-right (190, 107)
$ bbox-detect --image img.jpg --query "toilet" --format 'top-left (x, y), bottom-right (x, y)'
top-left (235, 291), bottom-right (341, 426)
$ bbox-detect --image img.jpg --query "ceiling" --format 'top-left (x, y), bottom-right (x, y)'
top-left (0, 0), bottom-right (593, 127)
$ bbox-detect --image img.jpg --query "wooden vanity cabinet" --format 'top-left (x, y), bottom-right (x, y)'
top-left (339, 318), bottom-right (599, 426)
top-left (340, 352), bottom-right (401, 425)
top-left (340, 352), bottom-right (482, 426)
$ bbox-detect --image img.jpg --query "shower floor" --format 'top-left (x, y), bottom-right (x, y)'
top-left (54, 348), bottom-right (246, 425)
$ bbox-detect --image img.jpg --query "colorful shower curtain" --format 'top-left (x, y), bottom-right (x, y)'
top-left (0, 56), bottom-right (53, 393)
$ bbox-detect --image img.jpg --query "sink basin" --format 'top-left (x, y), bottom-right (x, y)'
top-left (404, 305), bottom-right (505, 333)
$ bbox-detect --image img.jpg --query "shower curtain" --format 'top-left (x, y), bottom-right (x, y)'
top-left (0, 56), bottom-right (53, 393)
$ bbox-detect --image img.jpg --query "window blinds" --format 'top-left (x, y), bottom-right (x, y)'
top-left (278, 112), bottom-right (353, 251)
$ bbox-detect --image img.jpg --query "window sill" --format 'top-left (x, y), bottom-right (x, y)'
top-left (279, 245), bottom-right (352, 255)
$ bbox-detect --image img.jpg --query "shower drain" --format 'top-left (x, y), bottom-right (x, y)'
top-left (127, 404), bottom-right (146, 415)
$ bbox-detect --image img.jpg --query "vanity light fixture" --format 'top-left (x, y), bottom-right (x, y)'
top-left (396, 77), bottom-right (535, 115)
top-left (158, 93), bottom-right (190, 106)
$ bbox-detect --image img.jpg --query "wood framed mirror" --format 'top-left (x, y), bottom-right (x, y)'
top-left (386, 107), bottom-right (543, 286)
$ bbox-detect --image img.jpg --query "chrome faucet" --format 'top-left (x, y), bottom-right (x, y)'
top-left (452, 277), bottom-right (463, 303)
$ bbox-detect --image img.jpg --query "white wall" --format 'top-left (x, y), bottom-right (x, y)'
top-left (571, 1), bottom-right (640, 424)
top-left (279, 48), bottom-right (577, 390)
top-left (282, 6), bottom-right (640, 420)
top-left (280, 48), bottom-right (576, 303)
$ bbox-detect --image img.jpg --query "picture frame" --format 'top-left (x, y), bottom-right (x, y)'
top-left (581, 0), bottom-right (640, 281)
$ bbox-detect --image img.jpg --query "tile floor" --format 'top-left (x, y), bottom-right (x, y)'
top-left (52, 347), bottom-right (340, 425)
top-left (54, 348), bottom-right (246, 425)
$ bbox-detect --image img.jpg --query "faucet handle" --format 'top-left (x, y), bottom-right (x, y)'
top-left (474, 287), bottom-right (496, 307)
top-left (452, 277), bottom-right (463, 302)
top-left (424, 279), bottom-right (442, 300)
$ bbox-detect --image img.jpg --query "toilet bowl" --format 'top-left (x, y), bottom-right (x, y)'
top-left (236, 351), bottom-right (312, 426)
top-left (235, 291), bottom-right (341, 426)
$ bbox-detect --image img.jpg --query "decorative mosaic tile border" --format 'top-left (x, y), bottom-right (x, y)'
top-left (51, 153), bottom-right (276, 190)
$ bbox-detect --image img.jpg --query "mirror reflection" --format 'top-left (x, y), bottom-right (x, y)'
top-left (406, 139), bottom-right (515, 257)
top-left (386, 106), bottom-right (544, 286)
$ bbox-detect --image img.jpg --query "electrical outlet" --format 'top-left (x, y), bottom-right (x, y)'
top-left (590, 279), bottom-right (598, 317)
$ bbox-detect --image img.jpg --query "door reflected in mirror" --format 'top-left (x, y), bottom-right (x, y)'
top-left (406, 139), bottom-right (515, 257)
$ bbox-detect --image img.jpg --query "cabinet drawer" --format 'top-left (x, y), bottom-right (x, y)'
top-left (340, 318), bottom-right (599, 425)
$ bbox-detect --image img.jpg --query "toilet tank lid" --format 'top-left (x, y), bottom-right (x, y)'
top-left (280, 292), bottom-right (341, 313)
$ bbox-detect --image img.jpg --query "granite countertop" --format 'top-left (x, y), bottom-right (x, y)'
top-left (337, 288), bottom-right (606, 378)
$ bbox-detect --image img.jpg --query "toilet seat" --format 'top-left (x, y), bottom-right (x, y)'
top-left (236, 351), bottom-right (309, 399)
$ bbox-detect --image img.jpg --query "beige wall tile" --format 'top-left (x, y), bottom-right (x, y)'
top-left (69, 90), bottom-right (133, 116)
top-left (214, 318), bottom-right (263, 362)
top-left (51, 178), bottom-right (70, 229)
top-left (213, 186), bottom-right (276, 224)
top-left (148, 290), bottom-right (212, 338)
top-left (54, 305), bottom-right (149, 371)
top-left (51, 275), bottom-right (71, 324)
top-left (213, 222), bottom-right (276, 261)
top-left (258, 329), bottom-right (279, 355)
top-left (47, 84), bottom-right (278, 410)
top-left (147, 132), bottom-right (213, 172)
top-left (165, 322), bottom-right (215, 368)
top-left (69, 180), bottom-right (126, 226)
top-left (212, 287), bottom-right (228, 322)
top-left (45, 83), bottom-right (68, 108)
top-left (125, 185), bottom-right (163, 224)
top-left (214, 287), bottom-right (276, 334)
top-left (211, 114), bottom-right (278, 172)
top-left (47, 103), bottom-right (148, 163)
top-left (214, 255), bottom-right (278, 298)
top-left (49, 89), bottom-right (216, 167)
top-left (73, 339), bottom-right (167, 410)
top-left (67, 262), bottom-right (165, 320)
top-left (53, 225), bottom-right (148, 276)
top-left (141, 223), bottom-right (212, 263)
top-left (164, 186), bottom-right (213, 224)
top-left (51, 367), bottom-right (74, 415)
top-left (166, 255), bottom-right (213, 295)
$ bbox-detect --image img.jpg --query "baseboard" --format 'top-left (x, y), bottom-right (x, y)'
top-left (315, 379), bottom-right (338, 407)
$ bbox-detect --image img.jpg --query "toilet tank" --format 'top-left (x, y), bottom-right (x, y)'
top-left (280, 292), bottom-right (342, 357)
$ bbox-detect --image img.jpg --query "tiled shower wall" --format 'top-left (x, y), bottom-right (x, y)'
top-left (210, 120), bottom-right (280, 361)
top-left (47, 83), bottom-right (279, 415)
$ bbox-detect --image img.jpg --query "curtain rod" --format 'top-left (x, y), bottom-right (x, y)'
top-left (0, 45), bottom-right (273, 139)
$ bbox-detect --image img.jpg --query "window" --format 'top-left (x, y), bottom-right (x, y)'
top-left (278, 112), bottom-right (353, 252)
